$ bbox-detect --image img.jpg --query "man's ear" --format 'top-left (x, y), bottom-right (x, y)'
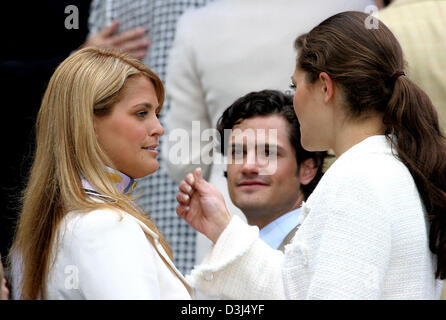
top-left (318, 72), bottom-right (335, 104)
top-left (298, 158), bottom-right (317, 186)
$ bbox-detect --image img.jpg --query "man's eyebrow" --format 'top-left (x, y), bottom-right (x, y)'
top-left (262, 143), bottom-right (283, 150)
top-left (230, 143), bottom-right (245, 148)
top-left (230, 142), bottom-right (284, 151)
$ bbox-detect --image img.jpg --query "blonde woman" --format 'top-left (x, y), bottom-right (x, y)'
top-left (9, 47), bottom-right (192, 300)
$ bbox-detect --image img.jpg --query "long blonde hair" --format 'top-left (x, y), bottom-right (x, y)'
top-left (10, 47), bottom-right (174, 299)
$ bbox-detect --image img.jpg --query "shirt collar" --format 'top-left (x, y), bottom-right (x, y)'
top-left (81, 166), bottom-right (138, 196)
top-left (259, 207), bottom-right (302, 250)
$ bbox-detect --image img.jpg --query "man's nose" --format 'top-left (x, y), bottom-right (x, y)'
top-left (241, 152), bottom-right (259, 175)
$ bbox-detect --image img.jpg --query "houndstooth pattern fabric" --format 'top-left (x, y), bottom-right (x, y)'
top-left (88, 0), bottom-right (211, 275)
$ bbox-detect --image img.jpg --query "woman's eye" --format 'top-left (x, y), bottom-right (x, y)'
top-left (156, 113), bottom-right (161, 119)
top-left (137, 111), bottom-right (148, 118)
top-left (289, 83), bottom-right (296, 90)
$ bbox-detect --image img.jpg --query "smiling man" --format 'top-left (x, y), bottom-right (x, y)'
top-left (216, 90), bottom-right (328, 251)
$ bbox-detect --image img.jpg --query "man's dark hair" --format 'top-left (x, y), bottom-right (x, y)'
top-left (216, 89), bottom-right (328, 200)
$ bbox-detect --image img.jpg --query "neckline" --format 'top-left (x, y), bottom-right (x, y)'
top-left (335, 134), bottom-right (393, 160)
top-left (81, 167), bottom-right (138, 197)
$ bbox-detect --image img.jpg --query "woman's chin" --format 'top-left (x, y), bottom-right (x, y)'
top-left (301, 137), bottom-right (329, 152)
top-left (129, 164), bottom-right (159, 179)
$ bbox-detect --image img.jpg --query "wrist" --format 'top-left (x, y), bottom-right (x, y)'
top-left (210, 214), bottom-right (231, 244)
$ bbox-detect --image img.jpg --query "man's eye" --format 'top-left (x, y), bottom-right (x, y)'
top-left (261, 148), bottom-right (277, 157)
top-left (265, 149), bottom-right (276, 156)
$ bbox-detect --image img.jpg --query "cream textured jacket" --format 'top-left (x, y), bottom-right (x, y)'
top-left (44, 209), bottom-right (192, 299)
top-left (186, 136), bottom-right (443, 299)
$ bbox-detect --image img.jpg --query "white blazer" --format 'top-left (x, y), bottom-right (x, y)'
top-left (186, 136), bottom-right (443, 299)
top-left (43, 208), bottom-right (192, 299)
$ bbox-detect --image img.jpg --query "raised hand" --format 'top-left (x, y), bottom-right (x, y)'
top-left (81, 20), bottom-right (150, 59)
top-left (1, 278), bottom-right (9, 300)
top-left (176, 168), bottom-right (231, 243)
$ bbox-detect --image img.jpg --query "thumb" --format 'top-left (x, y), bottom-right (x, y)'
top-left (194, 167), bottom-right (203, 181)
top-left (192, 167), bottom-right (207, 193)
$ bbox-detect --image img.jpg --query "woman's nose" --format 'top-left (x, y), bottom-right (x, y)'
top-left (149, 116), bottom-right (164, 137)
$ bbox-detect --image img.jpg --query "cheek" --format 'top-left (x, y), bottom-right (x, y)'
top-left (226, 164), bottom-right (237, 183)
top-left (292, 93), bottom-right (299, 116)
top-left (117, 120), bottom-right (145, 144)
top-left (129, 127), bottom-right (146, 144)
top-left (293, 92), bottom-right (307, 124)
top-left (227, 164), bottom-right (242, 191)
top-left (276, 160), bottom-right (297, 183)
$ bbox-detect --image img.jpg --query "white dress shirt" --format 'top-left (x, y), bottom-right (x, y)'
top-left (259, 208), bottom-right (301, 250)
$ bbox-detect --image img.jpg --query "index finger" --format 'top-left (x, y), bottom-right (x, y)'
top-left (185, 173), bottom-right (195, 185)
top-left (179, 180), bottom-right (194, 196)
top-left (110, 27), bottom-right (147, 46)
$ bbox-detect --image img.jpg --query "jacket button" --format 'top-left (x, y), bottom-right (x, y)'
top-left (203, 272), bottom-right (214, 281)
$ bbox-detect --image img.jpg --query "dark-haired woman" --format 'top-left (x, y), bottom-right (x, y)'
top-left (176, 11), bottom-right (446, 299)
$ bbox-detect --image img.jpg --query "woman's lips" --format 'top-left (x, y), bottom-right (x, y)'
top-left (142, 145), bottom-right (159, 155)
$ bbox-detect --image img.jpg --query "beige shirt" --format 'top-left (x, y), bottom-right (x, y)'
top-left (378, 0), bottom-right (446, 133)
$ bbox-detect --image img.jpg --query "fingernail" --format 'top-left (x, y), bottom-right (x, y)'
top-left (186, 173), bottom-right (194, 184)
